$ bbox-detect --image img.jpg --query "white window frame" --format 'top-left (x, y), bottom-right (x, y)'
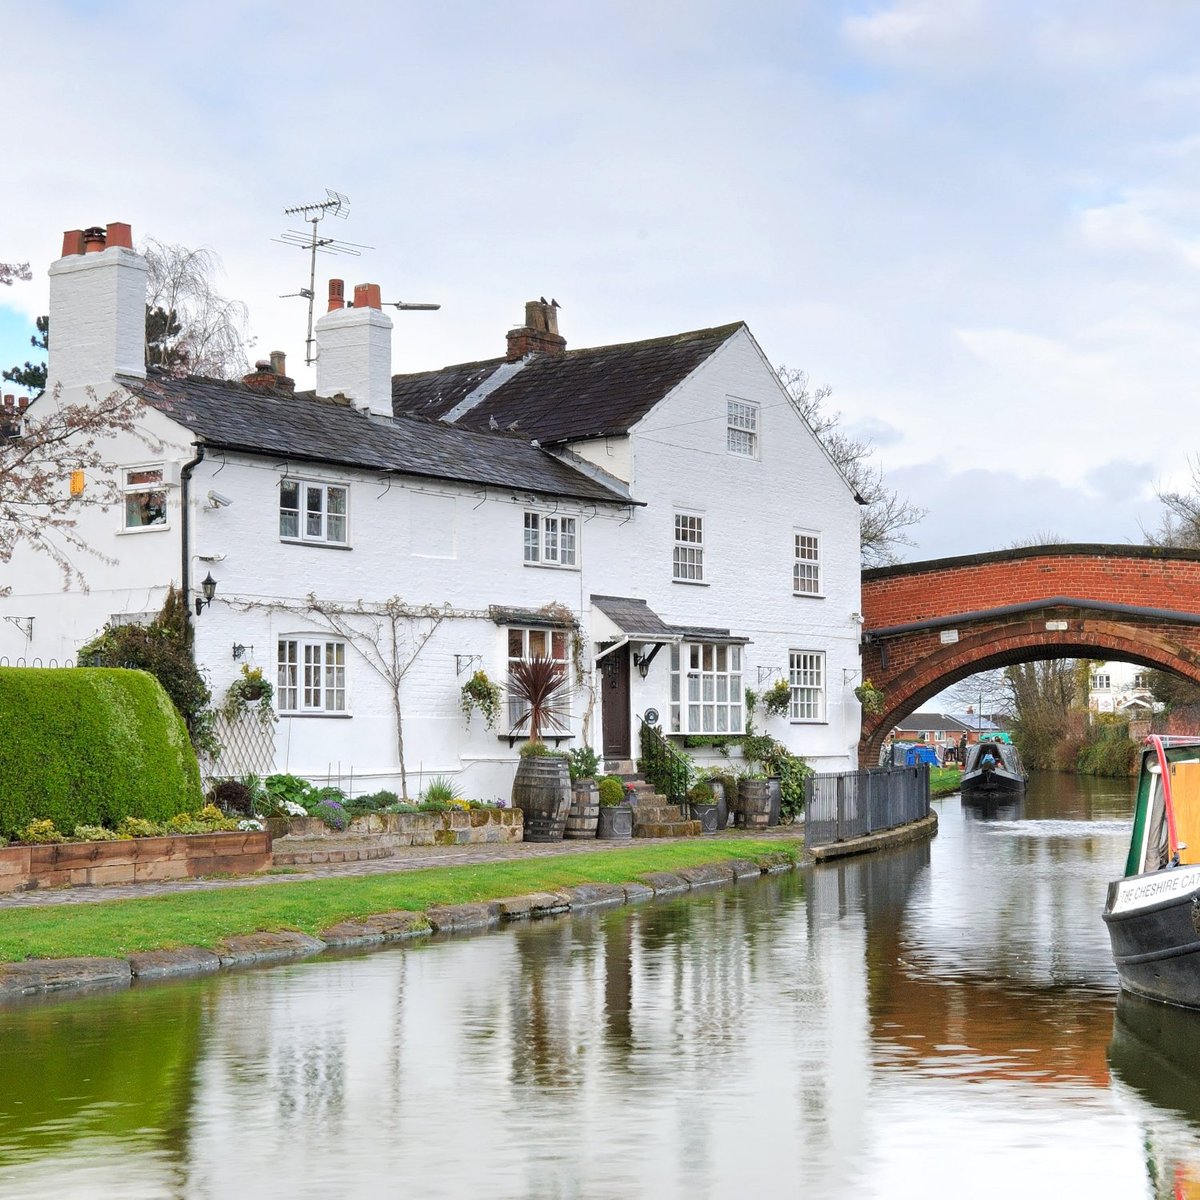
top-left (793, 532), bottom-right (822, 596)
top-left (506, 625), bottom-right (571, 735)
top-left (789, 650), bottom-right (825, 723)
top-left (1092, 673), bottom-right (1111, 691)
top-left (277, 636), bottom-right (348, 714)
top-left (279, 479), bottom-right (350, 546)
top-left (122, 463), bottom-right (168, 531)
top-left (673, 512), bottom-right (705, 583)
top-left (669, 641), bottom-right (744, 735)
top-left (523, 510), bottom-right (579, 569)
top-left (726, 397), bottom-right (759, 458)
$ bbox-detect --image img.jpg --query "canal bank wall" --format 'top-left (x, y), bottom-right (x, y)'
top-left (0, 849), bottom-right (802, 1004)
top-left (809, 811), bottom-right (939, 862)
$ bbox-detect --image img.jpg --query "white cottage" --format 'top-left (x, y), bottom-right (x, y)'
top-left (0, 221), bottom-right (864, 801)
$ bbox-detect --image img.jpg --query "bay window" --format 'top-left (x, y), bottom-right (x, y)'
top-left (507, 625), bottom-right (571, 734)
top-left (669, 642), bottom-right (743, 734)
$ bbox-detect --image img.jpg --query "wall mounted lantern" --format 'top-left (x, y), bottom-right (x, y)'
top-left (195, 573), bottom-right (217, 616)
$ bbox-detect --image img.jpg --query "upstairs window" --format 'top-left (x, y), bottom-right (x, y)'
top-left (727, 398), bottom-right (759, 458)
top-left (794, 533), bottom-right (821, 595)
top-left (124, 466), bottom-right (167, 529)
top-left (1092, 673), bottom-right (1111, 691)
top-left (789, 650), bottom-right (825, 722)
top-left (523, 511), bottom-right (578, 568)
top-left (673, 513), bottom-right (705, 583)
top-left (280, 480), bottom-right (348, 545)
top-left (277, 637), bottom-right (347, 714)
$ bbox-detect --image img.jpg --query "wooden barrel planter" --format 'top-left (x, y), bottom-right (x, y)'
top-left (513, 756), bottom-right (571, 842)
top-left (738, 779), bottom-right (772, 830)
top-left (565, 779), bottom-right (600, 839)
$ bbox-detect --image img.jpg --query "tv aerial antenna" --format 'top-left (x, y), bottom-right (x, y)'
top-left (275, 189), bottom-right (372, 365)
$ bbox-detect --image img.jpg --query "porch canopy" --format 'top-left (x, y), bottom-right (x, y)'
top-left (590, 595), bottom-right (681, 672)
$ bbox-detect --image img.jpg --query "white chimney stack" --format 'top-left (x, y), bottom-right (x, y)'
top-left (314, 280), bottom-right (393, 418)
top-left (47, 223), bottom-right (147, 396)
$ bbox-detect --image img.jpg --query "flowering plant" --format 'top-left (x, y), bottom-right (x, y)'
top-left (312, 798), bottom-right (350, 832)
top-left (238, 818), bottom-right (265, 832)
top-left (854, 679), bottom-right (885, 717)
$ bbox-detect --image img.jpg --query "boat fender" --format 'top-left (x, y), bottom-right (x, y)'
top-left (1191, 892), bottom-right (1200, 937)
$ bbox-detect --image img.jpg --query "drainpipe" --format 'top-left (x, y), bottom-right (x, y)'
top-left (180, 441), bottom-right (206, 624)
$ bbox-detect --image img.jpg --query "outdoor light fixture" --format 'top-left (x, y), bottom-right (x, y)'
top-left (633, 652), bottom-right (650, 678)
top-left (195, 573), bottom-right (217, 616)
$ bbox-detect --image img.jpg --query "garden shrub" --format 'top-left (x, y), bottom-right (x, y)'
top-left (0, 667), bottom-right (202, 840)
top-left (597, 776), bottom-right (626, 807)
top-left (207, 779), bottom-right (253, 816)
top-left (312, 798), bottom-right (350, 831)
top-left (16, 819), bottom-right (63, 845)
top-left (78, 587), bottom-right (217, 754)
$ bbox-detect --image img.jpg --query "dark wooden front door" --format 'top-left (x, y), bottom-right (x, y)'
top-left (601, 649), bottom-right (631, 759)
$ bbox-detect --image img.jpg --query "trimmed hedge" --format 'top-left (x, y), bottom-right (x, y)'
top-left (0, 667), bottom-right (202, 838)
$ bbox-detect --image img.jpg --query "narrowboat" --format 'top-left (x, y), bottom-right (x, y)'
top-left (960, 739), bottom-right (1027, 797)
top-left (1103, 735), bottom-right (1200, 1009)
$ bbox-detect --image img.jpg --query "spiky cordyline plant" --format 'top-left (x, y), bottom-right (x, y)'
top-left (508, 655), bottom-right (572, 745)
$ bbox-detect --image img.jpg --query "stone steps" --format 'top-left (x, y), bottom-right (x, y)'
top-left (616, 776), bottom-right (703, 838)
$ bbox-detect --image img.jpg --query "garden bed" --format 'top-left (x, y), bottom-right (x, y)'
top-left (0, 831), bottom-right (272, 893)
top-left (272, 809), bottom-right (523, 864)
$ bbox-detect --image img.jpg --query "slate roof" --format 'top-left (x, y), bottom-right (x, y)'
top-left (122, 371), bottom-right (633, 505)
top-left (591, 595), bottom-right (679, 641)
top-left (391, 323), bottom-right (745, 444)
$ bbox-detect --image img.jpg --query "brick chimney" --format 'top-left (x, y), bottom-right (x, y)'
top-left (243, 351), bottom-right (295, 393)
top-left (1, 394), bottom-right (29, 436)
top-left (48, 221), bottom-right (147, 395)
top-left (314, 279), bottom-right (393, 417)
top-left (506, 298), bottom-right (566, 362)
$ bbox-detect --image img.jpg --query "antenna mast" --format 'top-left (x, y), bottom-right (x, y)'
top-left (275, 189), bottom-right (370, 365)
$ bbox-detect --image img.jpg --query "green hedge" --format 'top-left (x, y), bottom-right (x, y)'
top-left (0, 667), bottom-right (202, 838)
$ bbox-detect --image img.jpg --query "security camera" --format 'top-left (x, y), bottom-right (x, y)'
top-left (207, 490), bottom-right (233, 508)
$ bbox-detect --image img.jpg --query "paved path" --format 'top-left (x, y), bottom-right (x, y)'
top-left (0, 827), bottom-right (809, 910)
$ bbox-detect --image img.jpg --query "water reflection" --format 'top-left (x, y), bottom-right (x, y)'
top-left (0, 769), bottom-right (1194, 1198)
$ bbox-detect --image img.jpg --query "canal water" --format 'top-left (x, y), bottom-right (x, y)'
top-left (1, 773), bottom-right (1198, 1199)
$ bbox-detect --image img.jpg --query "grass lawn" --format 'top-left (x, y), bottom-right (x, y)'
top-left (930, 766), bottom-right (962, 798)
top-left (0, 839), bottom-right (798, 964)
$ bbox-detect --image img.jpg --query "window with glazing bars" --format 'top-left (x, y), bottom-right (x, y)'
top-left (673, 513), bottom-right (704, 582)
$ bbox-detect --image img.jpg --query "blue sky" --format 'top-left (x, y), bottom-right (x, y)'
top-left (5, 0), bottom-right (1200, 559)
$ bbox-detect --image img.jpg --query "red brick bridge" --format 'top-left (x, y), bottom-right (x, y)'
top-left (859, 544), bottom-right (1200, 765)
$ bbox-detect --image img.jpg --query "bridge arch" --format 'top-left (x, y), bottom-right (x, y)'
top-left (859, 544), bottom-right (1200, 765)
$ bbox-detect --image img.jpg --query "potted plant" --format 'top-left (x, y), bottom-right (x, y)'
top-left (686, 780), bottom-right (718, 834)
top-left (509, 656), bottom-right (573, 841)
top-left (460, 668), bottom-right (503, 730)
top-left (596, 774), bottom-right (634, 839)
top-left (737, 771), bottom-right (772, 829)
top-left (761, 677), bottom-right (791, 719)
top-left (854, 678), bottom-right (885, 717)
top-left (565, 744), bottom-right (601, 838)
top-left (221, 664), bottom-right (275, 726)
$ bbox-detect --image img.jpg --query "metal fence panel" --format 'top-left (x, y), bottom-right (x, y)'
top-left (804, 765), bottom-right (930, 850)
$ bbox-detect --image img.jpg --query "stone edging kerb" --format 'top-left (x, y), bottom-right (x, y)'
top-left (0, 853), bottom-right (798, 1002)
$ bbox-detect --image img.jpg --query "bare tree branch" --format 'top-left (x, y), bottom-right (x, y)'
top-left (0, 262), bottom-right (31, 287)
top-left (143, 239), bottom-right (252, 379)
top-left (776, 365), bottom-right (926, 566)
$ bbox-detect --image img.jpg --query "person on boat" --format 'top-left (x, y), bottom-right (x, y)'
top-left (980, 747), bottom-right (997, 769)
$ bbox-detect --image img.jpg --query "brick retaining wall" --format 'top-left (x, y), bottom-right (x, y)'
top-left (0, 831), bottom-right (272, 893)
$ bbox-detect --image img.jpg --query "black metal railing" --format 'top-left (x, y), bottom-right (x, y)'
top-left (637, 719), bottom-right (692, 802)
top-left (804, 764), bottom-right (930, 850)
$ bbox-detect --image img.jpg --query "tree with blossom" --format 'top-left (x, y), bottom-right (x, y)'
top-left (0, 386), bottom-right (150, 592)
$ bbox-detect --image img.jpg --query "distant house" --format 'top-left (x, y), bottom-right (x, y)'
top-left (889, 711), bottom-right (1002, 763)
top-left (0, 220), bottom-right (867, 800)
top-left (1088, 661), bottom-right (1160, 716)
